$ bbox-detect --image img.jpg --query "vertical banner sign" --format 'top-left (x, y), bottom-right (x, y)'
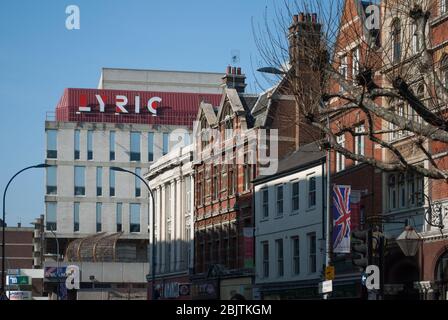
top-left (332, 185), bottom-right (352, 253)
top-left (243, 227), bottom-right (254, 268)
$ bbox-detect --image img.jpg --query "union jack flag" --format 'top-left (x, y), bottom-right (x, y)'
top-left (332, 185), bottom-right (351, 253)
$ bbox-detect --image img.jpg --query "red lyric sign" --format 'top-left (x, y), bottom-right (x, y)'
top-left (79, 94), bottom-right (162, 116)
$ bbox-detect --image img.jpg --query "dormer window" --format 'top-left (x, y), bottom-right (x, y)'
top-left (392, 18), bottom-right (401, 63)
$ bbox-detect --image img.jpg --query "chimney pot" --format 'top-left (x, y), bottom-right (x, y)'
top-left (312, 13), bottom-right (317, 23)
top-left (236, 67), bottom-right (241, 75)
top-left (293, 15), bottom-right (298, 23)
top-left (306, 13), bottom-right (311, 22)
top-left (231, 67), bottom-right (237, 75)
top-left (298, 12), bottom-right (304, 22)
top-left (226, 65), bottom-right (232, 75)
top-left (18, 222), bottom-right (21, 228)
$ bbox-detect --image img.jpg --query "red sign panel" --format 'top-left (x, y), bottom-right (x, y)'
top-left (55, 88), bottom-right (222, 127)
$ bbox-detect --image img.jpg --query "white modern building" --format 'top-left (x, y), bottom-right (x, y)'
top-left (254, 143), bottom-right (326, 299)
top-left (98, 67), bottom-right (223, 94)
top-left (144, 144), bottom-right (194, 299)
top-left (43, 68), bottom-right (223, 299)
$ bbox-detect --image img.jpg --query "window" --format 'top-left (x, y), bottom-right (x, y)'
top-left (74, 202), bottom-right (80, 232)
top-left (185, 176), bottom-right (192, 213)
top-left (96, 203), bottom-right (102, 232)
top-left (408, 173), bottom-right (416, 206)
top-left (148, 132), bottom-right (154, 161)
top-left (339, 54), bottom-right (348, 92)
top-left (109, 131), bottom-right (115, 161)
top-left (397, 104), bottom-right (405, 137)
top-left (292, 181), bottom-right (299, 212)
top-left (392, 19), bottom-right (401, 63)
top-left (130, 203), bottom-right (141, 233)
top-left (276, 239), bottom-right (284, 277)
top-left (292, 237), bottom-right (300, 275)
top-left (135, 168), bottom-right (141, 197)
top-left (276, 185), bottom-right (284, 216)
top-left (442, 0), bottom-right (448, 15)
top-left (212, 166), bottom-right (218, 200)
top-left (399, 173), bottom-right (406, 208)
top-left (262, 241), bottom-right (269, 278)
top-left (46, 166), bottom-right (57, 195)
top-left (352, 47), bottom-right (360, 83)
top-left (243, 157), bottom-right (251, 191)
top-left (74, 129), bottom-right (80, 160)
top-left (308, 176), bottom-right (316, 208)
top-left (336, 135), bottom-right (345, 172)
top-left (388, 174), bottom-right (397, 210)
top-left (229, 165), bottom-right (236, 196)
top-left (412, 23), bottom-right (421, 54)
top-left (441, 55), bottom-right (448, 89)
top-left (308, 233), bottom-right (317, 273)
top-left (46, 202), bottom-right (57, 231)
top-left (87, 130), bottom-right (93, 160)
top-left (165, 184), bottom-right (172, 220)
top-left (74, 166), bottom-right (85, 196)
top-left (163, 133), bottom-right (169, 155)
top-left (96, 167), bottom-right (102, 196)
top-left (116, 203), bottom-right (123, 232)
top-left (262, 189), bottom-right (269, 218)
top-left (130, 132), bottom-right (141, 161)
top-left (355, 125), bottom-right (365, 163)
top-left (109, 168), bottom-right (115, 197)
top-left (46, 129), bottom-right (57, 159)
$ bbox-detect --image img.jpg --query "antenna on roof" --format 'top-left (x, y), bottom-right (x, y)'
top-left (230, 49), bottom-right (240, 90)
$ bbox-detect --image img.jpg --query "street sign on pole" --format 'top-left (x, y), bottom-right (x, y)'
top-left (325, 266), bottom-right (335, 280)
top-left (319, 280), bottom-right (333, 294)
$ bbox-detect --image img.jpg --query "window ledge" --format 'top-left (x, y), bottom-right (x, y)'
top-left (274, 215), bottom-right (283, 220)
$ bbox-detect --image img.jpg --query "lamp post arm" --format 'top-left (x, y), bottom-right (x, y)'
top-left (2, 164), bottom-right (49, 296)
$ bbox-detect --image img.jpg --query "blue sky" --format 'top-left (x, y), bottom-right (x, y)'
top-left (0, 0), bottom-right (274, 226)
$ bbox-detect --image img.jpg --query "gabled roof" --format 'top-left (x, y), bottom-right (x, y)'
top-left (197, 101), bottom-right (218, 126)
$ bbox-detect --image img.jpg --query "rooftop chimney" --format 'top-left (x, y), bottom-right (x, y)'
top-left (222, 66), bottom-right (247, 93)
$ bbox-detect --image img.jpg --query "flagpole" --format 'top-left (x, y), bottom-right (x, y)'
top-left (324, 115), bottom-right (332, 300)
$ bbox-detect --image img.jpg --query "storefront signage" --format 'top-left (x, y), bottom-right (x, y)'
top-left (319, 280), bottom-right (333, 294)
top-left (79, 93), bottom-right (161, 115)
top-left (6, 291), bottom-right (32, 300)
top-left (6, 276), bottom-right (29, 286)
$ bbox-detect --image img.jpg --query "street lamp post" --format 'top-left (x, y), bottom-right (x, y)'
top-left (110, 167), bottom-right (156, 300)
top-left (49, 227), bottom-right (60, 300)
top-left (1, 163), bottom-right (51, 300)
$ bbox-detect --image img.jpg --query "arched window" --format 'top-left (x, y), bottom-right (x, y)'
top-left (412, 23), bottom-right (421, 54)
top-left (435, 250), bottom-right (448, 300)
top-left (392, 19), bottom-right (401, 63)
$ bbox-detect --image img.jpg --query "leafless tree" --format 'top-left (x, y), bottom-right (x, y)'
top-left (254, 0), bottom-right (448, 180)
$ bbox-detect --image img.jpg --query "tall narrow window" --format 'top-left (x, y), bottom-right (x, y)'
top-left (292, 237), bottom-right (300, 275)
top-left (46, 129), bottom-right (57, 159)
top-left (165, 184), bottom-right (171, 220)
top-left (74, 202), bottom-right (80, 232)
top-left (243, 153), bottom-right (251, 191)
top-left (276, 239), bottom-right (284, 277)
top-left (185, 176), bottom-right (192, 214)
top-left (442, 0), bottom-right (448, 15)
top-left (96, 167), bottom-right (102, 196)
top-left (212, 166), bottom-right (218, 200)
top-left (355, 125), bottom-right (365, 164)
top-left (262, 189), bottom-right (269, 218)
top-left (408, 173), bottom-right (416, 207)
top-left (163, 133), bottom-right (169, 155)
top-left (441, 56), bottom-right (448, 89)
top-left (148, 132), bottom-right (154, 161)
top-left (116, 203), bottom-right (123, 232)
top-left (262, 241), bottom-right (269, 278)
top-left (109, 131), bottom-right (116, 161)
top-left (74, 129), bottom-right (80, 160)
top-left (336, 135), bottom-right (345, 172)
top-left (412, 23), bottom-right (421, 54)
top-left (135, 168), bottom-right (141, 197)
top-left (87, 130), bottom-right (93, 160)
top-left (399, 173), bottom-right (406, 208)
top-left (352, 47), bottom-right (360, 83)
top-left (130, 132), bottom-right (141, 161)
top-left (46, 166), bottom-right (57, 195)
top-left (308, 175), bottom-right (316, 208)
top-left (96, 203), bottom-right (102, 232)
top-left (292, 181), bottom-right (299, 212)
top-left (109, 168), bottom-right (115, 197)
top-left (276, 185), bottom-right (284, 217)
top-left (388, 174), bottom-right (397, 211)
top-left (74, 166), bottom-right (85, 196)
top-left (392, 19), bottom-right (401, 63)
top-left (339, 54), bottom-right (348, 92)
top-left (130, 203), bottom-right (141, 233)
top-left (308, 233), bottom-right (317, 273)
top-left (46, 202), bottom-right (57, 231)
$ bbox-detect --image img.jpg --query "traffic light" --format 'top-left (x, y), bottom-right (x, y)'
top-left (351, 229), bottom-right (372, 271)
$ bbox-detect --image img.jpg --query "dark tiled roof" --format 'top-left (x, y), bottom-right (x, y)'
top-left (255, 142), bottom-right (326, 183)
